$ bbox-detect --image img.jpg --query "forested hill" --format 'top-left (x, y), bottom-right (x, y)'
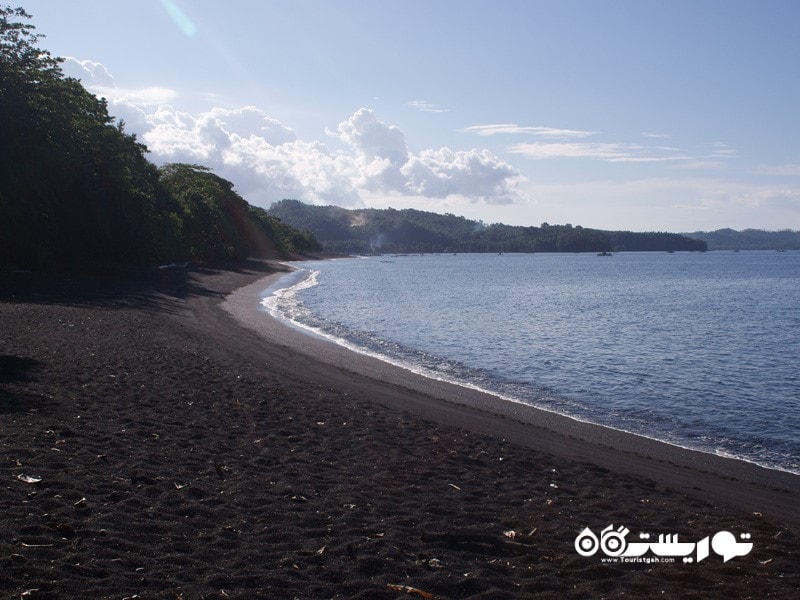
top-left (268, 200), bottom-right (708, 254)
top-left (0, 7), bottom-right (319, 271)
top-left (682, 229), bottom-right (800, 251)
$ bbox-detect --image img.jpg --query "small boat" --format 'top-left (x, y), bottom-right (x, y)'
top-left (597, 251), bottom-right (613, 257)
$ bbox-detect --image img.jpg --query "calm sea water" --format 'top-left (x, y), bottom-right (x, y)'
top-left (262, 252), bottom-right (800, 474)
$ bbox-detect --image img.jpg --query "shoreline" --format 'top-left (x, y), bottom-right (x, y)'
top-left (2, 263), bottom-right (799, 598)
top-left (255, 264), bottom-right (799, 478)
top-left (223, 267), bottom-right (800, 526)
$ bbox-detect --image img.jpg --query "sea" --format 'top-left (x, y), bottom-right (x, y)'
top-left (261, 251), bottom-right (800, 475)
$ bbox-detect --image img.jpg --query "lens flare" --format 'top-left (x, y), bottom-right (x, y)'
top-left (160, 0), bottom-right (197, 37)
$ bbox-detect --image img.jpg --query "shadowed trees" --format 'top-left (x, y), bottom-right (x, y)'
top-left (0, 6), bottom-right (318, 270)
top-left (158, 164), bottom-right (320, 263)
top-left (1, 7), bottom-right (180, 268)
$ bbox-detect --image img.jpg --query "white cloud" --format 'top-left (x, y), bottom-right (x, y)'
top-left (64, 60), bottom-right (523, 208)
top-left (63, 57), bottom-right (115, 87)
top-left (468, 124), bottom-right (738, 167)
top-left (63, 57), bottom-right (176, 105)
top-left (334, 109), bottom-right (522, 203)
top-left (140, 104), bottom-right (360, 206)
top-left (337, 108), bottom-right (409, 165)
top-left (407, 100), bottom-right (450, 113)
top-left (202, 106), bottom-right (296, 145)
top-left (508, 141), bottom-right (699, 163)
top-left (335, 109), bottom-right (523, 203)
top-left (401, 148), bottom-right (523, 203)
top-left (100, 86), bottom-right (179, 106)
top-left (509, 141), bottom-right (639, 160)
top-left (460, 123), bottom-right (597, 138)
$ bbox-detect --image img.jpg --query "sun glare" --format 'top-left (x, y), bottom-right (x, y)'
top-left (160, 0), bottom-right (197, 37)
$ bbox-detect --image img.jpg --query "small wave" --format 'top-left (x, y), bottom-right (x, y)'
top-left (261, 268), bottom-right (320, 320)
top-left (259, 262), bottom-right (800, 476)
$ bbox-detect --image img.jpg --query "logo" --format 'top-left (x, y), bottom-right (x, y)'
top-left (574, 525), bottom-right (753, 564)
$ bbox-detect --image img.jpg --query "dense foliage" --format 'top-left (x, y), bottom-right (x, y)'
top-left (158, 164), bottom-right (319, 263)
top-left (683, 228), bottom-right (800, 251)
top-left (0, 7), bottom-right (319, 270)
top-left (268, 200), bottom-right (708, 254)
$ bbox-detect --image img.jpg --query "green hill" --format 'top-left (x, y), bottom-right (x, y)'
top-left (268, 199), bottom-right (708, 254)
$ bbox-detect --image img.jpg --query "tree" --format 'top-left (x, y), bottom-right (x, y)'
top-left (159, 164), bottom-right (321, 263)
top-left (1, 5), bottom-right (187, 268)
top-left (1, 6), bottom-right (321, 270)
top-left (1, 6), bottom-right (65, 265)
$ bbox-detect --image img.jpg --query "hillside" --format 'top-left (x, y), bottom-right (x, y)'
top-left (268, 200), bottom-right (708, 254)
top-left (683, 229), bottom-right (800, 251)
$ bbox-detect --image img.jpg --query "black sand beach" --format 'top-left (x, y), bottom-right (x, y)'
top-left (1, 262), bottom-right (798, 599)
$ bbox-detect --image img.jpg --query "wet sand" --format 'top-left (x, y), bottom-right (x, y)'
top-left (1, 262), bottom-right (798, 599)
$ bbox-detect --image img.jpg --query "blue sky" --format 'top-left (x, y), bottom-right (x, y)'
top-left (23, 0), bottom-right (800, 231)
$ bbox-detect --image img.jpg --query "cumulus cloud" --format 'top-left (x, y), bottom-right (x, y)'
top-left (337, 108), bottom-right (409, 165)
top-left (401, 148), bottom-right (522, 202)
top-left (64, 60), bottom-right (523, 208)
top-left (63, 57), bottom-right (176, 106)
top-left (145, 105), bottom-right (296, 157)
top-left (336, 109), bottom-right (522, 203)
top-left (63, 57), bottom-right (115, 86)
top-left (140, 105), bottom-right (361, 206)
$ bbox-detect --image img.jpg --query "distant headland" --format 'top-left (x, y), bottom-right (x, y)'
top-left (681, 228), bottom-right (800, 251)
top-left (267, 199), bottom-right (709, 254)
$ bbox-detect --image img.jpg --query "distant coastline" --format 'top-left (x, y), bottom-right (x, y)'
top-left (267, 199), bottom-right (709, 254)
top-left (683, 228), bottom-right (800, 251)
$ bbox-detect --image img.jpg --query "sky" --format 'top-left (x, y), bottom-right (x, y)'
top-left (21, 0), bottom-right (800, 232)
